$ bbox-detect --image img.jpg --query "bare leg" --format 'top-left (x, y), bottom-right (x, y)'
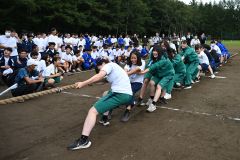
top-left (149, 80), bottom-right (156, 97)
top-left (140, 79), bottom-right (150, 98)
top-left (153, 84), bottom-right (162, 102)
top-left (82, 107), bottom-right (98, 136)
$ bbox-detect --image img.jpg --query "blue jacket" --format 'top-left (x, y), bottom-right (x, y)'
top-left (21, 39), bottom-right (35, 53)
top-left (0, 56), bottom-right (12, 73)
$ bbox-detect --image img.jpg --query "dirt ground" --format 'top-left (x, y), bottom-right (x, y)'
top-left (0, 52), bottom-right (240, 160)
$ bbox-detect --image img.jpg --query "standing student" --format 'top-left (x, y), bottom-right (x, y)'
top-left (180, 40), bottom-right (199, 89)
top-left (67, 58), bottom-right (132, 150)
top-left (121, 51), bottom-right (145, 122)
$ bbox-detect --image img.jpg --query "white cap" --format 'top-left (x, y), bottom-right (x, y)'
top-left (27, 59), bottom-right (38, 66)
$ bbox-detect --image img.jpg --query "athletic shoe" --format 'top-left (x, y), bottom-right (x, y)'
top-left (210, 74), bottom-right (216, 79)
top-left (146, 103), bottom-right (156, 112)
top-left (164, 93), bottom-right (172, 100)
top-left (184, 85), bottom-right (192, 89)
top-left (99, 116), bottom-right (110, 126)
top-left (160, 97), bottom-right (168, 104)
top-left (146, 98), bottom-right (153, 106)
top-left (120, 110), bottom-right (130, 122)
top-left (67, 138), bottom-right (91, 150)
top-left (195, 79), bottom-right (200, 83)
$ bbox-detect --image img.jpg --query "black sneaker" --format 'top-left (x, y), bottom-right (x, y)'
top-left (121, 109), bottom-right (130, 122)
top-left (160, 97), bottom-right (168, 104)
top-left (99, 116), bottom-right (110, 126)
top-left (67, 138), bottom-right (91, 150)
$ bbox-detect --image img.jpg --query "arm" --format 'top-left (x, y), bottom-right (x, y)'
top-left (127, 67), bottom-right (141, 75)
top-left (139, 68), bottom-right (150, 75)
top-left (76, 70), bottom-right (107, 89)
top-left (24, 76), bottom-right (44, 84)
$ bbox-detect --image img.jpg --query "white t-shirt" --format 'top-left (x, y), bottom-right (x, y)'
top-left (4, 57), bottom-right (10, 66)
top-left (72, 38), bottom-right (79, 46)
top-left (91, 50), bottom-right (99, 59)
top-left (124, 60), bottom-right (145, 83)
top-left (211, 44), bottom-right (222, 55)
top-left (47, 35), bottom-right (59, 45)
top-left (113, 49), bottom-right (121, 57)
top-left (108, 49), bottom-right (115, 61)
top-left (190, 39), bottom-right (200, 46)
top-left (35, 60), bottom-right (46, 73)
top-left (33, 37), bottom-right (46, 52)
top-left (0, 35), bottom-right (18, 56)
top-left (64, 37), bottom-right (73, 45)
top-left (198, 51), bottom-right (210, 65)
top-left (111, 38), bottom-right (117, 44)
top-left (124, 50), bottom-right (132, 57)
top-left (124, 37), bottom-right (131, 46)
top-left (61, 52), bottom-right (73, 62)
top-left (101, 62), bottom-right (132, 95)
top-left (78, 39), bottom-right (86, 47)
top-left (43, 63), bottom-right (58, 77)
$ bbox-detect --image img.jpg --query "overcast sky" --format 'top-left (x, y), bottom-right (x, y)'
top-left (178, 0), bottom-right (221, 4)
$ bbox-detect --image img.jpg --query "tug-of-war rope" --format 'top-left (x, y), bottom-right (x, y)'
top-left (0, 53), bottom-right (238, 105)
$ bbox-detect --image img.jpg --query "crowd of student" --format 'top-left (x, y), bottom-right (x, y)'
top-left (0, 28), bottom-right (230, 99)
top-left (0, 27), bottom-right (232, 150)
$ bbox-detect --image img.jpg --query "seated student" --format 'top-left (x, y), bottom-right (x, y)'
top-left (113, 45), bottom-right (121, 63)
top-left (11, 59), bottom-right (44, 97)
top-left (140, 48), bottom-right (175, 112)
top-left (140, 45), bottom-right (148, 58)
top-left (99, 45), bottom-right (109, 60)
top-left (210, 40), bottom-right (223, 66)
top-left (0, 48), bottom-right (13, 83)
top-left (21, 33), bottom-right (35, 54)
top-left (124, 45), bottom-right (132, 60)
top-left (107, 45), bottom-right (115, 62)
top-left (82, 49), bottom-right (96, 70)
top-left (28, 44), bottom-right (41, 61)
top-left (45, 42), bottom-right (58, 59)
top-left (30, 51), bottom-right (47, 74)
top-left (121, 50), bottom-right (145, 122)
top-left (43, 56), bottom-right (63, 88)
top-left (72, 50), bottom-right (84, 72)
top-left (216, 40), bottom-right (230, 63)
top-left (136, 45), bottom-right (164, 106)
top-left (10, 49), bottom-right (28, 70)
top-left (91, 46), bottom-right (99, 60)
top-left (180, 40), bottom-right (199, 89)
top-left (165, 48), bottom-right (186, 99)
top-left (195, 45), bottom-right (215, 79)
top-left (61, 45), bottom-right (73, 72)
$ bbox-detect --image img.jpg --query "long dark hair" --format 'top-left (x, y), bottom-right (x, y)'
top-left (127, 50), bottom-right (142, 67)
top-left (151, 45), bottom-right (163, 62)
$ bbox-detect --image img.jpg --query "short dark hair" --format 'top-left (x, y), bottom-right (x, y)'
top-left (4, 47), bottom-right (12, 52)
top-left (48, 42), bottom-right (56, 46)
top-left (30, 51), bottom-right (38, 57)
top-left (96, 58), bottom-right (109, 66)
top-left (65, 45), bottom-right (72, 50)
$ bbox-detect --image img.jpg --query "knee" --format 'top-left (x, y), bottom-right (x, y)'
top-left (48, 78), bottom-right (55, 84)
top-left (149, 80), bottom-right (155, 86)
top-left (89, 107), bottom-right (99, 115)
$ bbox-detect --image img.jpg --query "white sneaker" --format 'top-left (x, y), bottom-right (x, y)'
top-left (210, 74), bottom-right (215, 79)
top-left (164, 93), bottom-right (172, 100)
top-left (146, 98), bottom-right (153, 106)
top-left (184, 85), bottom-right (192, 89)
top-left (146, 103), bottom-right (156, 112)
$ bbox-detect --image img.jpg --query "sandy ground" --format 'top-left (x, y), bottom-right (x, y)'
top-left (0, 52), bottom-right (240, 160)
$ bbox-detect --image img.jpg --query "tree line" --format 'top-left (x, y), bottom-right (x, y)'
top-left (0, 0), bottom-right (239, 39)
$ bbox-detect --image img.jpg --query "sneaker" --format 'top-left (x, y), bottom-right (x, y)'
top-left (67, 138), bottom-right (91, 150)
top-left (146, 103), bottom-right (156, 112)
top-left (76, 68), bottom-right (81, 72)
top-left (99, 116), bottom-right (110, 126)
top-left (164, 93), bottom-right (172, 100)
top-left (136, 99), bottom-right (145, 106)
top-left (146, 98), bottom-right (153, 106)
top-left (120, 110), bottom-right (130, 122)
top-left (210, 74), bottom-right (215, 79)
top-left (195, 79), bottom-right (200, 83)
top-left (184, 85), bottom-right (192, 89)
top-left (160, 97), bottom-right (168, 104)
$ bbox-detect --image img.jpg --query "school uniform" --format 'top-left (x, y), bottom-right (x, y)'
top-left (91, 50), bottom-right (100, 60)
top-left (0, 35), bottom-right (18, 57)
top-left (118, 37), bottom-right (124, 47)
top-left (180, 46), bottom-right (199, 86)
top-left (82, 52), bottom-right (96, 70)
top-left (198, 51), bottom-right (210, 72)
top-left (166, 54), bottom-right (186, 94)
top-left (124, 60), bottom-right (145, 105)
top-left (9, 57), bottom-right (28, 70)
top-left (94, 62), bottom-right (132, 114)
top-left (216, 42), bottom-right (230, 58)
top-left (148, 58), bottom-right (175, 90)
top-left (11, 67), bottom-right (41, 97)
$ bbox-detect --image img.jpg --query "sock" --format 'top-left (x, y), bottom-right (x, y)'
top-left (150, 96), bottom-right (154, 100)
top-left (152, 101), bottom-right (156, 105)
top-left (80, 135), bottom-right (88, 142)
top-left (102, 115), bottom-right (108, 122)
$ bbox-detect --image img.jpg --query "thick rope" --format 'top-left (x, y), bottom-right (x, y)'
top-left (0, 84), bottom-right (76, 105)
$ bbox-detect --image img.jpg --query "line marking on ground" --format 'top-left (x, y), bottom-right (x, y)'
top-left (61, 91), bottom-right (240, 122)
top-left (203, 75), bottom-right (227, 79)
